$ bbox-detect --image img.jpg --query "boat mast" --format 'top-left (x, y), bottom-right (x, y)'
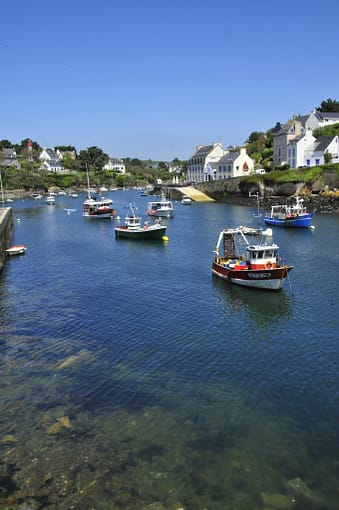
top-left (86, 164), bottom-right (91, 198)
top-left (0, 171), bottom-right (4, 207)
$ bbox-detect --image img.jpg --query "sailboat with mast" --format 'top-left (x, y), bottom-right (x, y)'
top-left (83, 166), bottom-right (116, 219)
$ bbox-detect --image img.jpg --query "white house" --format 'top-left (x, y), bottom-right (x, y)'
top-left (103, 157), bottom-right (126, 174)
top-left (287, 132), bottom-right (316, 168)
top-left (305, 110), bottom-right (339, 131)
top-left (274, 110), bottom-right (339, 167)
top-left (216, 148), bottom-right (254, 179)
top-left (39, 148), bottom-right (65, 173)
top-left (303, 136), bottom-right (339, 167)
top-left (187, 143), bottom-right (225, 183)
top-left (273, 116), bottom-right (306, 165)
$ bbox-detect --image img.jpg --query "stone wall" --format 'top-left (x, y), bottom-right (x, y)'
top-left (0, 208), bottom-right (14, 271)
top-left (195, 178), bottom-right (339, 214)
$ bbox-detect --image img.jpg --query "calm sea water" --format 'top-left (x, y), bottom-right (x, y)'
top-left (0, 190), bottom-right (338, 510)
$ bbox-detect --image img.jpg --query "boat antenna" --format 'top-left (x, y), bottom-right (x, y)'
top-left (249, 192), bottom-right (262, 226)
top-left (86, 163), bottom-right (91, 198)
top-left (0, 171), bottom-right (4, 207)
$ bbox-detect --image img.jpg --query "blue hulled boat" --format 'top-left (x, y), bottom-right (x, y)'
top-left (264, 196), bottom-right (313, 228)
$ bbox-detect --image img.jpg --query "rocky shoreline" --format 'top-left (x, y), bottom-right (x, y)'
top-left (5, 184), bottom-right (339, 214)
top-left (195, 177), bottom-right (339, 214)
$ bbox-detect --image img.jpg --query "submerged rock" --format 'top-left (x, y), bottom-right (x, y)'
top-left (261, 491), bottom-right (296, 509)
top-left (1, 434), bottom-right (18, 443)
top-left (55, 350), bottom-right (91, 370)
top-left (47, 416), bottom-right (72, 435)
top-left (286, 477), bottom-right (326, 508)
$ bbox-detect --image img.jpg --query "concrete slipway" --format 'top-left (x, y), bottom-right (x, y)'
top-left (176, 186), bottom-right (215, 202)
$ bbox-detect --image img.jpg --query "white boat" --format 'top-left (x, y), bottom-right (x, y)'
top-left (146, 193), bottom-right (174, 218)
top-left (83, 168), bottom-right (116, 219)
top-left (212, 227), bottom-right (293, 290)
top-left (64, 208), bottom-right (77, 215)
top-left (6, 245), bottom-right (27, 256)
top-left (45, 194), bottom-right (55, 204)
top-left (32, 193), bottom-right (43, 200)
top-left (181, 195), bottom-right (192, 204)
top-left (238, 225), bottom-right (272, 236)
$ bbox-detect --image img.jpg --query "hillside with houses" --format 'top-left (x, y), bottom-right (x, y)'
top-left (1, 100), bottom-right (339, 194)
top-left (186, 108), bottom-right (339, 184)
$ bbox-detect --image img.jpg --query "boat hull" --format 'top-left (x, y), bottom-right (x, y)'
top-left (147, 210), bottom-right (173, 218)
top-left (83, 209), bottom-right (115, 219)
top-left (212, 261), bottom-right (292, 290)
top-left (6, 245), bottom-right (27, 256)
top-left (264, 213), bottom-right (313, 228)
top-left (115, 225), bottom-right (167, 240)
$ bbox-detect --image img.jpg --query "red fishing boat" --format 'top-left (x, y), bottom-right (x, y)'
top-left (212, 227), bottom-right (293, 290)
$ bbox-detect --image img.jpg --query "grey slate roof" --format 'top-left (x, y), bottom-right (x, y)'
top-left (218, 151), bottom-right (239, 163)
top-left (312, 136), bottom-right (335, 151)
top-left (315, 110), bottom-right (339, 121)
top-left (195, 145), bottom-right (214, 155)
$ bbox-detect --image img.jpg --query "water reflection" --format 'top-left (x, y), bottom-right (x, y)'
top-left (212, 275), bottom-right (293, 326)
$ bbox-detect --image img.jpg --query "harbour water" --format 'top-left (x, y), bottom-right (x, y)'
top-left (0, 190), bottom-right (338, 509)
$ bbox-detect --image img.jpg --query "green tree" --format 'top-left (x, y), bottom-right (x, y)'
top-left (317, 98), bottom-right (339, 112)
top-left (157, 161), bottom-right (168, 170)
top-left (55, 145), bottom-right (77, 153)
top-left (0, 139), bottom-right (13, 149)
top-left (79, 146), bottom-right (109, 172)
top-left (324, 152), bottom-right (333, 164)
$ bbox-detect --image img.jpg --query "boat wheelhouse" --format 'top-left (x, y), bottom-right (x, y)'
top-left (212, 227), bottom-right (293, 290)
top-left (115, 205), bottom-right (167, 240)
top-left (146, 194), bottom-right (174, 218)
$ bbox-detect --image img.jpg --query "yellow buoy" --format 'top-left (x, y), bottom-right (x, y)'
top-left (162, 236), bottom-right (169, 241)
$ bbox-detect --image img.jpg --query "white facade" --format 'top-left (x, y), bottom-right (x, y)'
top-left (306, 110), bottom-right (339, 131)
top-left (287, 133), bottom-right (316, 168)
top-left (103, 158), bottom-right (126, 174)
top-left (273, 118), bottom-right (305, 165)
top-left (275, 110), bottom-right (339, 167)
top-left (303, 136), bottom-right (339, 167)
top-left (187, 143), bottom-right (225, 183)
top-left (217, 148), bottom-right (254, 179)
top-left (39, 148), bottom-right (65, 172)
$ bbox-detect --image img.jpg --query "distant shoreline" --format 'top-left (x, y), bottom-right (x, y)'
top-left (3, 187), bottom-right (339, 214)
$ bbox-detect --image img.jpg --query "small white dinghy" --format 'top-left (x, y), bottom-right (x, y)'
top-left (6, 245), bottom-right (27, 256)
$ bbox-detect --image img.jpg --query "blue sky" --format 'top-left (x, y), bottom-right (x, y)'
top-left (1, 0), bottom-right (338, 161)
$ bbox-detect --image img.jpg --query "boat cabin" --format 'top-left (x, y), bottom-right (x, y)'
top-left (246, 245), bottom-right (278, 269)
top-left (215, 228), bottom-right (279, 270)
top-left (124, 214), bottom-right (142, 229)
top-left (146, 196), bottom-right (174, 217)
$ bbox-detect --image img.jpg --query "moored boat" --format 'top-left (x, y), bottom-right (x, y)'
top-left (115, 205), bottom-right (167, 240)
top-left (212, 227), bottom-right (293, 290)
top-left (146, 193), bottom-right (174, 218)
top-left (83, 194), bottom-right (116, 218)
top-left (45, 193), bottom-right (55, 204)
top-left (83, 168), bottom-right (116, 219)
top-left (181, 195), bottom-right (192, 205)
top-left (6, 245), bottom-right (27, 256)
top-left (264, 196), bottom-right (313, 228)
